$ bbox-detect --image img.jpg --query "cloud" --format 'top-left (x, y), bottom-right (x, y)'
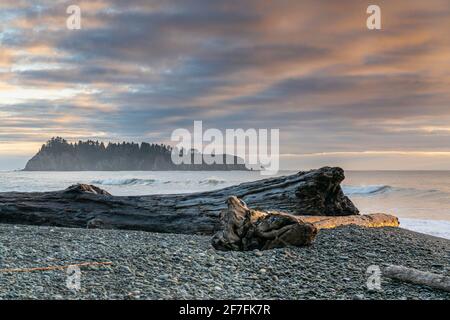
top-left (0, 0), bottom-right (449, 169)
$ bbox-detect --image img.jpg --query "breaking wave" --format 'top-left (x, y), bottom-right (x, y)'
top-left (91, 178), bottom-right (157, 186)
top-left (199, 177), bottom-right (227, 185)
top-left (343, 184), bottom-right (450, 201)
top-left (91, 176), bottom-right (227, 186)
top-left (400, 218), bottom-right (450, 240)
top-left (343, 185), bottom-right (392, 195)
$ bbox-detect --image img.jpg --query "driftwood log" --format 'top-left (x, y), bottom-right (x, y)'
top-left (212, 196), bottom-right (399, 251)
top-left (297, 213), bottom-right (399, 229)
top-left (0, 167), bottom-right (359, 234)
top-left (383, 265), bottom-right (450, 292)
top-left (212, 196), bottom-right (318, 250)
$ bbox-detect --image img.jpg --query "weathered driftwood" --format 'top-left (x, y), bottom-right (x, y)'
top-left (383, 265), bottom-right (450, 292)
top-left (297, 213), bottom-right (399, 229)
top-left (0, 167), bottom-right (358, 235)
top-left (212, 196), bottom-right (318, 251)
top-left (212, 196), bottom-right (399, 251)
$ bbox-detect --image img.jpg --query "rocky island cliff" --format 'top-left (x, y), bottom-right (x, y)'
top-left (23, 137), bottom-right (248, 171)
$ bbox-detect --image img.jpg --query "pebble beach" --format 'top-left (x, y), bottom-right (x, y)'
top-left (0, 223), bottom-right (449, 300)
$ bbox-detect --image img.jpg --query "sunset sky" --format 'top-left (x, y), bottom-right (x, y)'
top-left (0, 0), bottom-right (449, 170)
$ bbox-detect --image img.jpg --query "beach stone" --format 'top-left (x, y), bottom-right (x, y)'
top-left (0, 223), bottom-right (448, 300)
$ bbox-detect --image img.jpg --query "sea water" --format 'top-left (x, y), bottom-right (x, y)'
top-left (0, 170), bottom-right (449, 239)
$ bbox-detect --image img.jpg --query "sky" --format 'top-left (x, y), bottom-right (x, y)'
top-left (0, 0), bottom-right (449, 170)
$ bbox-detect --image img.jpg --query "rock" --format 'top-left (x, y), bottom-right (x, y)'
top-left (254, 251), bottom-right (263, 257)
top-left (35, 286), bottom-right (45, 293)
top-left (0, 222), bottom-right (448, 300)
top-left (87, 218), bottom-right (106, 229)
top-left (158, 274), bottom-right (170, 281)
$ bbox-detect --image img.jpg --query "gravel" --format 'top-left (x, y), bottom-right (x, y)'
top-left (0, 223), bottom-right (449, 300)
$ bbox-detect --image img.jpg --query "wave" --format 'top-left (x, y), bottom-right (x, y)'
top-left (91, 177), bottom-right (227, 186)
top-left (343, 184), bottom-right (450, 202)
top-left (343, 185), bottom-right (392, 195)
top-left (199, 177), bottom-right (227, 185)
top-left (91, 178), bottom-right (157, 186)
top-left (400, 218), bottom-right (450, 240)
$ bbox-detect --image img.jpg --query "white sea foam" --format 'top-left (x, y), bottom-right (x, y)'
top-left (342, 185), bottom-right (392, 195)
top-left (199, 177), bottom-right (227, 185)
top-left (92, 176), bottom-right (227, 186)
top-left (91, 178), bottom-right (157, 186)
top-left (399, 218), bottom-right (450, 240)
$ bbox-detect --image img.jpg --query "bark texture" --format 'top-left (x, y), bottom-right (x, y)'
top-left (212, 196), bottom-right (318, 250)
top-left (0, 167), bottom-right (359, 234)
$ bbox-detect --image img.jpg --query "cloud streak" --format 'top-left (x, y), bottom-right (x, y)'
top-left (0, 0), bottom-right (449, 169)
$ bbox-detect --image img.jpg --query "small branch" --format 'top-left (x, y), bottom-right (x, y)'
top-left (384, 265), bottom-right (450, 292)
top-left (0, 261), bottom-right (113, 273)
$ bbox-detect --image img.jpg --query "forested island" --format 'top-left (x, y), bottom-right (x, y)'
top-left (23, 137), bottom-right (248, 171)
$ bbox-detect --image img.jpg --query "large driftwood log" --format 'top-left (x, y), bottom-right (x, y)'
top-left (384, 265), bottom-right (450, 292)
top-left (212, 196), bottom-right (399, 251)
top-left (0, 167), bottom-right (358, 234)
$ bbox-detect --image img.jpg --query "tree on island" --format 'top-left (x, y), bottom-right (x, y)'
top-left (24, 137), bottom-right (247, 171)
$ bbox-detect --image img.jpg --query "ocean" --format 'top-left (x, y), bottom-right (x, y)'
top-left (1, 170), bottom-right (449, 239)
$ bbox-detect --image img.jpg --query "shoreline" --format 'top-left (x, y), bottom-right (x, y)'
top-left (398, 218), bottom-right (450, 240)
top-left (0, 223), bottom-right (448, 300)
